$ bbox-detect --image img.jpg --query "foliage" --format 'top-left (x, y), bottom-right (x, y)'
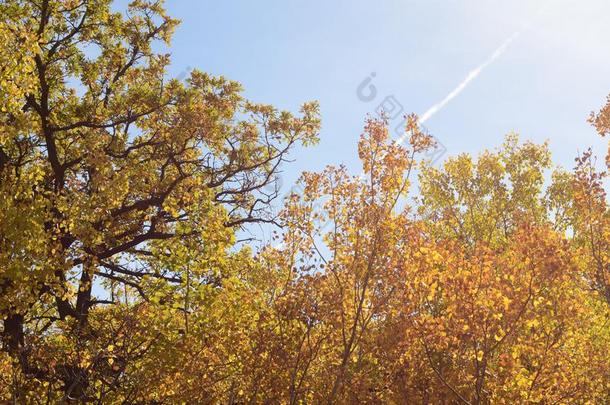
top-left (0, 0), bottom-right (319, 401)
top-left (1, 1), bottom-right (610, 403)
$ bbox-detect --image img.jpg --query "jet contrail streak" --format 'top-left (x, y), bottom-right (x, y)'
top-left (419, 31), bottom-right (520, 124)
top-left (396, 31), bottom-right (520, 145)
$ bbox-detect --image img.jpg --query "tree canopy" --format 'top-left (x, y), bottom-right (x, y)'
top-left (1, 1), bottom-right (609, 403)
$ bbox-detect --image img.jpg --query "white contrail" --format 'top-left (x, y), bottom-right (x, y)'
top-left (412, 0), bottom-right (552, 130)
top-left (396, 31), bottom-right (520, 145)
top-left (419, 32), bottom-right (520, 124)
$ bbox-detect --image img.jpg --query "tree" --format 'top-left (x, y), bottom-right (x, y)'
top-left (0, 0), bottom-right (319, 400)
top-left (413, 137), bottom-right (605, 403)
top-left (262, 117), bottom-right (610, 403)
top-left (589, 94), bottom-right (610, 167)
top-left (573, 95), bottom-right (610, 306)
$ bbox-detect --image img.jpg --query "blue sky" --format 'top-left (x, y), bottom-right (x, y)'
top-left (162, 0), bottom-right (610, 196)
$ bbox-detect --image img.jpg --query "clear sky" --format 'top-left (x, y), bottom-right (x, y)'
top-left (161, 0), bottom-right (610, 200)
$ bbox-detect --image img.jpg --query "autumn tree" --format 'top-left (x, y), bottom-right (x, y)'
top-left (589, 93), bottom-right (610, 167)
top-left (256, 117), bottom-right (610, 403)
top-left (0, 0), bottom-right (319, 400)
top-left (570, 95), bottom-right (610, 307)
top-left (413, 135), bottom-right (608, 403)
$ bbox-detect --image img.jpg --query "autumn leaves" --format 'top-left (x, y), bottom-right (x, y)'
top-left (1, 0), bottom-right (610, 403)
top-left (263, 118), bottom-right (608, 403)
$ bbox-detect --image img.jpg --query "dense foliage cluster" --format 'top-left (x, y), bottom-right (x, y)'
top-left (1, 1), bottom-right (609, 403)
